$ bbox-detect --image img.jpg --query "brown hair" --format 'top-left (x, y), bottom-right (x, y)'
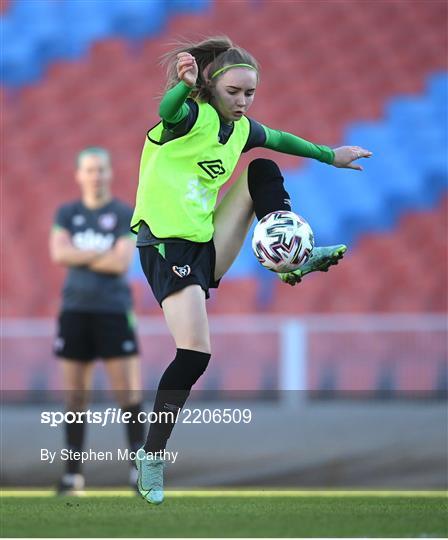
top-left (161, 35), bottom-right (259, 101)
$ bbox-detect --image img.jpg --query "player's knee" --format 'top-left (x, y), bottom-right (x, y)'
top-left (182, 348), bottom-right (211, 382)
top-left (247, 159), bottom-right (291, 220)
top-left (247, 158), bottom-right (287, 194)
top-left (179, 339), bottom-right (211, 355)
top-left (65, 391), bottom-right (89, 411)
top-left (247, 158), bottom-right (283, 193)
top-left (116, 391), bottom-right (142, 409)
top-left (160, 348), bottom-right (211, 389)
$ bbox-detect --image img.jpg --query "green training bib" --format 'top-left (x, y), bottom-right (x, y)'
top-left (131, 101), bottom-right (250, 242)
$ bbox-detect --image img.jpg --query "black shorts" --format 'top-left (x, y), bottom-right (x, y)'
top-left (54, 311), bottom-right (139, 362)
top-left (138, 239), bottom-right (220, 307)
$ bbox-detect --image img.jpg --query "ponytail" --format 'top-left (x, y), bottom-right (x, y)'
top-left (161, 35), bottom-right (259, 101)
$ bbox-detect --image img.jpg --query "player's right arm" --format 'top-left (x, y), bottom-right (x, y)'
top-left (49, 227), bottom-right (100, 267)
top-left (158, 52), bottom-right (198, 124)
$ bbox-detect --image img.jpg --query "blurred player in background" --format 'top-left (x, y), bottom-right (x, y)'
top-left (50, 147), bottom-right (144, 495)
top-left (132, 36), bottom-right (372, 504)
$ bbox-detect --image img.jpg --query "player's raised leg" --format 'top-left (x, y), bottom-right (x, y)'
top-left (279, 244), bottom-right (347, 286)
top-left (214, 159), bottom-right (294, 278)
top-left (214, 158), bottom-right (346, 281)
top-left (213, 167), bottom-right (254, 279)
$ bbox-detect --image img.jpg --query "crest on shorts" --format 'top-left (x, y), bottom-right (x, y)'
top-left (121, 340), bottom-right (135, 353)
top-left (53, 337), bottom-right (65, 352)
top-left (172, 265), bottom-right (191, 278)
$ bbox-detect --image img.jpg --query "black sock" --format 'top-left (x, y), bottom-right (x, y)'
top-left (65, 420), bottom-right (85, 475)
top-left (122, 402), bottom-right (145, 456)
top-left (247, 158), bottom-right (291, 220)
top-left (144, 348), bottom-right (211, 453)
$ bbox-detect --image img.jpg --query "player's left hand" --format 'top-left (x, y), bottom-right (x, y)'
top-left (332, 146), bottom-right (372, 171)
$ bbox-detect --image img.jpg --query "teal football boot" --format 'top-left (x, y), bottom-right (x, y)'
top-left (135, 449), bottom-right (165, 505)
top-left (279, 245), bottom-right (347, 286)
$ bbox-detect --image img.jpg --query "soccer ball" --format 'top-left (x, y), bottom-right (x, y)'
top-left (252, 211), bottom-right (314, 273)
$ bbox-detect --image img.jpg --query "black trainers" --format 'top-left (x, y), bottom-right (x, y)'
top-left (56, 473), bottom-right (85, 496)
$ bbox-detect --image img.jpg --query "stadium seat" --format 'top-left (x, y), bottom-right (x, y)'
top-left (2, 1), bottom-right (447, 317)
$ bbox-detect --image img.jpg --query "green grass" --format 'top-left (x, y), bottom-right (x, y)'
top-left (1, 491), bottom-right (447, 537)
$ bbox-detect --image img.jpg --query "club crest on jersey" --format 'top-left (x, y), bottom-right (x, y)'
top-left (98, 213), bottom-right (117, 231)
top-left (197, 159), bottom-right (226, 179)
top-left (172, 265), bottom-right (191, 278)
top-left (72, 214), bottom-right (86, 226)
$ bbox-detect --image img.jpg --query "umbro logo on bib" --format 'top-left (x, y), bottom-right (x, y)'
top-left (197, 159), bottom-right (226, 179)
top-left (172, 265), bottom-right (191, 278)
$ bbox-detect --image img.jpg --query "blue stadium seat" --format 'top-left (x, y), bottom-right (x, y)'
top-left (1, 17), bottom-right (42, 85)
top-left (427, 72), bottom-right (448, 111)
top-left (387, 97), bottom-right (439, 131)
top-left (230, 71), bottom-right (448, 272)
top-left (1, 0), bottom-right (211, 85)
top-left (167, 0), bottom-right (211, 13)
top-left (285, 170), bottom-right (345, 244)
top-left (110, 1), bottom-right (168, 40)
top-left (60, 0), bottom-right (113, 58)
top-left (8, 0), bottom-right (56, 22)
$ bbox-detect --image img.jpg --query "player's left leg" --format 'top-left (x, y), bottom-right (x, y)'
top-left (58, 358), bottom-right (94, 495)
top-left (214, 158), bottom-right (346, 281)
top-left (136, 285), bottom-right (211, 505)
top-left (103, 355), bottom-right (144, 491)
top-left (55, 311), bottom-right (97, 495)
top-left (96, 311), bottom-right (144, 491)
top-left (213, 167), bottom-right (254, 279)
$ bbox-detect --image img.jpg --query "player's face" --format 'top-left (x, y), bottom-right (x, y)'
top-left (76, 154), bottom-right (112, 198)
top-left (211, 68), bottom-right (258, 123)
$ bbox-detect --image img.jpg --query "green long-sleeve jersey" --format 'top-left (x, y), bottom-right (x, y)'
top-left (159, 81), bottom-right (335, 164)
top-left (131, 82), bottom-right (335, 243)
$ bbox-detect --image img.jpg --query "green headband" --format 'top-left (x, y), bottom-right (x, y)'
top-left (211, 63), bottom-right (257, 79)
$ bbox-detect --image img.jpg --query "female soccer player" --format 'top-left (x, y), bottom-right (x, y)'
top-left (50, 147), bottom-right (144, 495)
top-left (132, 36), bottom-right (372, 504)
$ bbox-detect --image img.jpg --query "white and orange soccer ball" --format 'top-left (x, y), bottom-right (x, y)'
top-left (252, 211), bottom-right (314, 273)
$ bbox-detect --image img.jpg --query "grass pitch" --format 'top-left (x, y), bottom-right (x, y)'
top-left (1, 490), bottom-right (447, 537)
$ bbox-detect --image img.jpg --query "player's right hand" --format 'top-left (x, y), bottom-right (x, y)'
top-left (176, 52), bottom-right (198, 88)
